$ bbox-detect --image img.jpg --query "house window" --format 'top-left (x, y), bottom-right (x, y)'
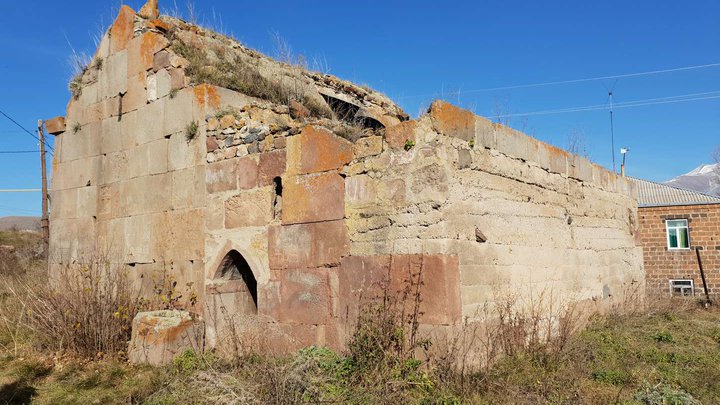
top-left (669, 279), bottom-right (694, 296)
top-left (666, 219), bottom-right (690, 249)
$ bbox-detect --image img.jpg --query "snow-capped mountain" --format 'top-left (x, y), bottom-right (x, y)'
top-left (664, 163), bottom-right (720, 196)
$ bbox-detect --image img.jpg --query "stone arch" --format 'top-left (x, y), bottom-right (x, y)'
top-left (208, 250), bottom-right (258, 315)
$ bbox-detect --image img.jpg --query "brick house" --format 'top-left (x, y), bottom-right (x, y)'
top-left (632, 178), bottom-right (720, 298)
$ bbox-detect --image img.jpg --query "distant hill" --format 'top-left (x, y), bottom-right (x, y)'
top-left (665, 163), bottom-right (720, 196)
top-left (0, 216), bottom-right (41, 232)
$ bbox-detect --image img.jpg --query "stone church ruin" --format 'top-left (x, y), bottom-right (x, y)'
top-left (47, 1), bottom-right (644, 360)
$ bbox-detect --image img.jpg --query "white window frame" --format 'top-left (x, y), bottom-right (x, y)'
top-left (669, 279), bottom-right (694, 297)
top-left (665, 219), bottom-right (690, 250)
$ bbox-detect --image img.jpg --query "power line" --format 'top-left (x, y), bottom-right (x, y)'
top-left (401, 62), bottom-right (720, 99)
top-left (0, 150), bottom-right (40, 154)
top-left (0, 109), bottom-right (54, 153)
top-left (492, 91), bottom-right (720, 119)
top-left (0, 189), bottom-right (42, 192)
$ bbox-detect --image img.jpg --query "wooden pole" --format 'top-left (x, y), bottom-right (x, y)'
top-left (38, 120), bottom-right (49, 252)
top-left (695, 247), bottom-right (711, 305)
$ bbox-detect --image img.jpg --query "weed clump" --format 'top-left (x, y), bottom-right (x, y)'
top-left (185, 120), bottom-right (199, 142)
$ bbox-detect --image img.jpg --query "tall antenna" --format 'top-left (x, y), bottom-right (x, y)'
top-left (609, 91), bottom-right (616, 173)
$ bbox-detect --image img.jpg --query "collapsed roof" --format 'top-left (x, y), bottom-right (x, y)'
top-left (69, 0), bottom-right (409, 135)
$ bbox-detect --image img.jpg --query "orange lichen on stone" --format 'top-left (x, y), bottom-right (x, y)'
top-left (287, 126), bottom-right (353, 175)
top-left (141, 33), bottom-right (168, 68)
top-left (138, 0), bottom-right (160, 19)
top-left (193, 84), bottom-right (221, 111)
top-left (282, 171), bottom-right (345, 225)
top-left (385, 120), bottom-right (418, 149)
top-left (128, 32), bottom-right (170, 76)
top-left (110, 6), bottom-right (135, 53)
top-left (148, 19), bottom-right (171, 32)
top-left (429, 100), bottom-right (475, 141)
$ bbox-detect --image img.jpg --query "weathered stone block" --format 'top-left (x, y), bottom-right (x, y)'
top-left (224, 188), bottom-right (274, 228)
top-left (45, 116), bottom-right (66, 135)
top-left (171, 166), bottom-right (202, 209)
top-left (138, 0), bottom-right (160, 19)
top-left (257, 150), bottom-right (286, 186)
top-left (495, 126), bottom-right (533, 162)
top-left (168, 130), bottom-right (204, 171)
top-left (429, 100), bottom-right (474, 141)
top-left (147, 139), bottom-right (168, 175)
top-left (277, 269), bottom-right (332, 324)
top-left (128, 310), bottom-right (204, 366)
top-left (415, 254), bottom-right (461, 325)
top-left (268, 220), bottom-right (348, 269)
top-left (161, 208), bottom-right (204, 261)
top-left (385, 120), bottom-right (417, 149)
top-left (101, 50), bottom-right (128, 98)
top-left (354, 136), bottom-right (383, 158)
top-left (163, 88), bottom-right (195, 135)
top-left (134, 98), bottom-right (165, 145)
top-left (109, 6), bottom-right (135, 53)
top-left (127, 32), bottom-right (170, 77)
top-left (122, 72), bottom-right (148, 115)
top-left (287, 126), bottom-right (353, 175)
top-left (475, 116), bottom-right (496, 149)
top-left (154, 69), bottom-right (171, 99)
top-left (62, 121), bottom-right (101, 161)
top-left (76, 186), bottom-right (98, 217)
top-left (338, 254), bottom-right (461, 325)
top-left (283, 171), bottom-right (345, 225)
top-left (192, 84), bottom-right (222, 116)
top-left (153, 50), bottom-right (172, 72)
top-left (237, 156), bottom-right (259, 190)
top-left (206, 159), bottom-right (237, 194)
top-left (146, 73), bottom-right (158, 102)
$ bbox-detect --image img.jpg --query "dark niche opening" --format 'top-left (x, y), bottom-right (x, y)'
top-left (215, 250), bottom-right (258, 308)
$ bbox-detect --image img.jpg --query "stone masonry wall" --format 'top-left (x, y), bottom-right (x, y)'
top-left (638, 204), bottom-right (720, 296)
top-left (199, 100), bottom-right (645, 353)
top-left (343, 101), bottom-right (645, 321)
top-left (50, 1), bottom-right (645, 356)
top-left (49, 5), bottom-right (251, 308)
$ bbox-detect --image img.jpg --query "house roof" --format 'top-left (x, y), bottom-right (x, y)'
top-left (629, 177), bottom-right (720, 207)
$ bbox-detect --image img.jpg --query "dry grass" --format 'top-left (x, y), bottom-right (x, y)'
top-left (2, 257), bottom-right (141, 359)
top-left (2, 232), bottom-right (719, 404)
top-left (169, 37), bottom-right (332, 119)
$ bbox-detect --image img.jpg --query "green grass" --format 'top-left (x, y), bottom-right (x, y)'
top-left (471, 308), bottom-right (720, 404)
top-left (1, 300), bottom-right (719, 404)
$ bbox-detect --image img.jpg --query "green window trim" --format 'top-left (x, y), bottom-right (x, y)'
top-left (666, 219), bottom-right (690, 250)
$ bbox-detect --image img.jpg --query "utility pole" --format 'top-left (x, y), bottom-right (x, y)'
top-left (609, 91), bottom-right (616, 173)
top-left (37, 120), bottom-right (49, 252)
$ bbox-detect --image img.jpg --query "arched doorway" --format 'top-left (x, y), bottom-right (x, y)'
top-left (205, 249), bottom-right (259, 354)
top-left (213, 250), bottom-right (258, 313)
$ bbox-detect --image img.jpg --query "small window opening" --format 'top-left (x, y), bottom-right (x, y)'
top-left (669, 279), bottom-right (694, 297)
top-left (215, 250), bottom-right (257, 307)
top-left (666, 219), bottom-right (690, 250)
top-left (273, 176), bottom-right (283, 219)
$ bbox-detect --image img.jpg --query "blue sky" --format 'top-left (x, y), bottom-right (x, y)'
top-left (1, 0), bottom-right (718, 217)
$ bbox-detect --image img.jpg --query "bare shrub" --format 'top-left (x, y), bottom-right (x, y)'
top-left (431, 288), bottom-right (585, 396)
top-left (343, 262), bottom-right (434, 401)
top-left (6, 256), bottom-right (142, 358)
top-left (567, 127), bottom-right (590, 158)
